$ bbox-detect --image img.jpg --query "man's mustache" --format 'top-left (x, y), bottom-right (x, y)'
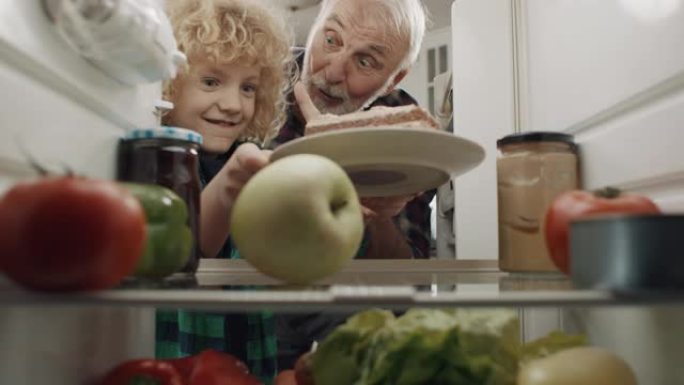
top-left (309, 76), bottom-right (349, 101)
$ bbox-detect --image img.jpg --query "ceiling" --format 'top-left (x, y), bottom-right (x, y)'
top-left (260, 0), bottom-right (453, 45)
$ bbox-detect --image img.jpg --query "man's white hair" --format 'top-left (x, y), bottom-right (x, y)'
top-left (303, 0), bottom-right (428, 75)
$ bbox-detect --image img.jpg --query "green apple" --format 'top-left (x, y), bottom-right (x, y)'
top-left (231, 154), bottom-right (364, 284)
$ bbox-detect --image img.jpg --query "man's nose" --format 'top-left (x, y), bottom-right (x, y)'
top-left (324, 51), bottom-right (347, 84)
top-left (216, 87), bottom-right (241, 114)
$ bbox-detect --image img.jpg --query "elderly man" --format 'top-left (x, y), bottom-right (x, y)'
top-left (271, 0), bottom-right (433, 370)
top-left (271, 0), bottom-right (432, 260)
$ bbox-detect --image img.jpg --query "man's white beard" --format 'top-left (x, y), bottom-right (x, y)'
top-left (302, 71), bottom-right (396, 116)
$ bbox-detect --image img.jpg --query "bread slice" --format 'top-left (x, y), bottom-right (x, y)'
top-left (305, 105), bottom-right (440, 135)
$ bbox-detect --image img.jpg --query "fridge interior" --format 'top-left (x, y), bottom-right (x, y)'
top-left (2, 0), bottom-right (684, 384)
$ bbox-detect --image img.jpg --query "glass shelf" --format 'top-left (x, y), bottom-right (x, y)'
top-left (1, 259), bottom-right (682, 312)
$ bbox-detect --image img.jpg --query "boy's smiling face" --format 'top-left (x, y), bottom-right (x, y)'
top-left (167, 59), bottom-right (260, 153)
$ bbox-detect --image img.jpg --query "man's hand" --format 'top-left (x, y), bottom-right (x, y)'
top-left (360, 194), bottom-right (419, 223)
top-left (218, 142), bottom-right (271, 207)
top-left (294, 81), bottom-right (322, 123)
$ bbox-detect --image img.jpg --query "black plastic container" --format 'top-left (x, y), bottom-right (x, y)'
top-left (570, 214), bottom-right (684, 292)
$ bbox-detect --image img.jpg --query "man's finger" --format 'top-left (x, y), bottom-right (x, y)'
top-left (361, 205), bottom-right (378, 225)
top-left (294, 81), bottom-right (321, 123)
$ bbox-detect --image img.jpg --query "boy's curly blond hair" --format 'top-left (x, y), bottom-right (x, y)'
top-left (164, 0), bottom-right (295, 143)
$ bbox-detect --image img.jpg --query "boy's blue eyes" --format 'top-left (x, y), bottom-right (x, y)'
top-left (201, 77), bottom-right (220, 87)
top-left (199, 77), bottom-right (258, 94)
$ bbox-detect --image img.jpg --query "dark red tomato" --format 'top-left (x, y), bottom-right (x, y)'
top-left (100, 359), bottom-right (184, 385)
top-left (164, 355), bottom-right (198, 381)
top-left (189, 350), bottom-right (262, 385)
top-left (544, 187), bottom-right (660, 274)
top-left (275, 370), bottom-right (298, 385)
top-left (0, 177), bottom-right (146, 291)
top-left (293, 352), bottom-right (314, 385)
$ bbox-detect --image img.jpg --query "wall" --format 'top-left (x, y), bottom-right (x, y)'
top-left (451, 0), bottom-right (515, 260)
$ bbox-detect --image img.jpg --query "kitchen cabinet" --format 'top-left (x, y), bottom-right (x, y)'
top-left (2, 0), bottom-right (684, 384)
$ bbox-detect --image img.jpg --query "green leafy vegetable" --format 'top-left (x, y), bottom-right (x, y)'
top-left (520, 331), bottom-right (587, 363)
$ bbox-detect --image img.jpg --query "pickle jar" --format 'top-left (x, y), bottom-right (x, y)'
top-left (117, 126), bottom-right (203, 284)
top-left (496, 132), bottom-right (579, 273)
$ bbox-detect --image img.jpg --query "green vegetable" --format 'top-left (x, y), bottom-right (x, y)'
top-left (312, 308), bottom-right (520, 385)
top-left (312, 309), bottom-right (394, 385)
top-left (520, 330), bottom-right (587, 363)
top-left (311, 308), bottom-right (587, 385)
top-left (121, 183), bottom-right (192, 279)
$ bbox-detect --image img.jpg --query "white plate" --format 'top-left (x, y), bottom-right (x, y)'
top-left (271, 127), bottom-right (486, 197)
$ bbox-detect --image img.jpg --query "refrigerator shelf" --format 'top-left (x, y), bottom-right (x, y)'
top-left (1, 259), bottom-right (682, 312)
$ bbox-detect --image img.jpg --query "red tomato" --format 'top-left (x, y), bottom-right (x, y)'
top-left (0, 177), bottom-right (146, 291)
top-left (544, 187), bottom-right (660, 274)
top-left (275, 370), bottom-right (298, 385)
top-left (293, 352), bottom-right (314, 385)
top-left (164, 355), bottom-right (198, 381)
top-left (189, 349), bottom-right (262, 385)
top-left (100, 359), bottom-right (184, 385)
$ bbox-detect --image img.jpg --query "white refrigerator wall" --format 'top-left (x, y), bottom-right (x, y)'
top-left (452, 1), bottom-right (684, 384)
top-left (0, 1), bottom-right (160, 187)
top-left (0, 2), bottom-right (157, 384)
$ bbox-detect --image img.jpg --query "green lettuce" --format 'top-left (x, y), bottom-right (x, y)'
top-left (312, 309), bottom-right (520, 385)
top-left (310, 308), bottom-right (586, 385)
top-left (311, 309), bottom-right (395, 385)
top-left (520, 330), bottom-right (587, 363)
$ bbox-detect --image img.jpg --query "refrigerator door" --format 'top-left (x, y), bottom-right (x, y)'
top-left (0, 1), bottom-right (177, 384)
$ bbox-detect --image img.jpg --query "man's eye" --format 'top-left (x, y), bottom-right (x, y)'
top-left (358, 56), bottom-right (376, 69)
top-left (324, 33), bottom-right (339, 47)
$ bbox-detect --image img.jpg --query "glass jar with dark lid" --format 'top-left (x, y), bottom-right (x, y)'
top-left (496, 131), bottom-right (580, 273)
top-left (117, 126), bottom-right (203, 285)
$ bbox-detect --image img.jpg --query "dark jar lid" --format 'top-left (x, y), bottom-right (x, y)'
top-left (496, 131), bottom-right (575, 148)
top-left (123, 126), bottom-right (203, 145)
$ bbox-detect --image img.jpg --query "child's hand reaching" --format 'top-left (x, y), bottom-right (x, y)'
top-left (219, 142), bottom-right (272, 207)
top-left (202, 142), bottom-right (271, 258)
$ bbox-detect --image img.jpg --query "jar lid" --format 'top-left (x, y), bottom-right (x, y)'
top-left (496, 131), bottom-right (575, 148)
top-left (124, 126), bottom-right (203, 145)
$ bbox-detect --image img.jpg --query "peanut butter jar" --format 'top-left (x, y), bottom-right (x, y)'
top-left (496, 132), bottom-right (579, 272)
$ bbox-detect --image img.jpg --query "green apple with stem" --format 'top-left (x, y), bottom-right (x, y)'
top-left (231, 154), bottom-right (364, 284)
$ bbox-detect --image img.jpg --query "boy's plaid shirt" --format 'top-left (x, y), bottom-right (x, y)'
top-left (156, 89), bottom-right (436, 385)
top-left (156, 145), bottom-right (277, 385)
top-left (270, 88), bottom-right (436, 259)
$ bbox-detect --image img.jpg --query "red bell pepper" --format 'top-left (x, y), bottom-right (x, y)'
top-left (100, 359), bottom-right (184, 385)
top-left (163, 355), bottom-right (197, 382)
top-left (101, 350), bottom-right (261, 385)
